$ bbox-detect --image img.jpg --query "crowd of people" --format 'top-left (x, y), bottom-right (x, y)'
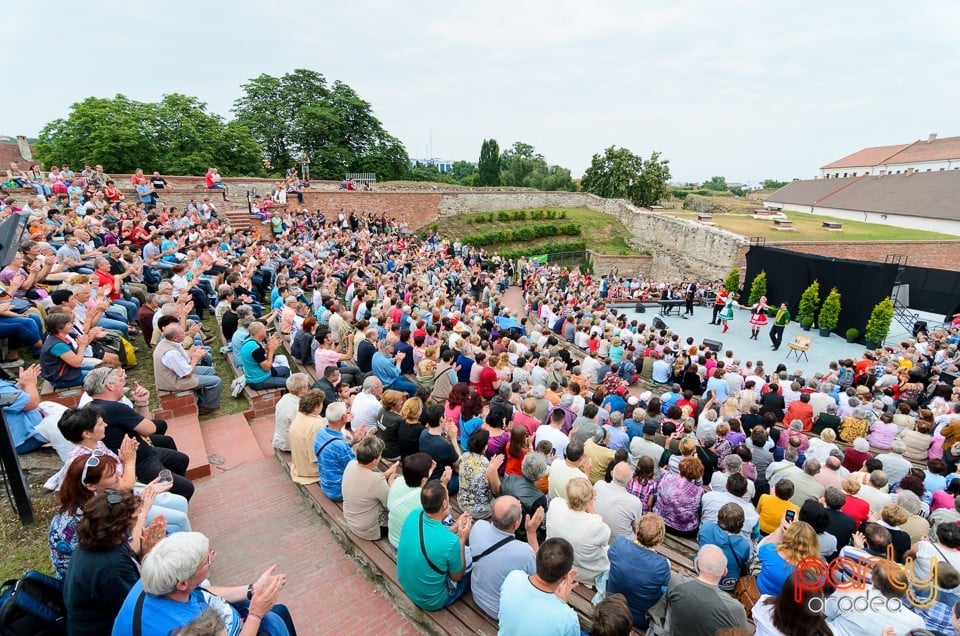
top-left (3, 163), bottom-right (960, 635)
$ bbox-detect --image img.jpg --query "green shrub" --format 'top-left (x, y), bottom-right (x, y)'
top-left (515, 210), bottom-right (527, 221)
top-left (530, 209), bottom-right (544, 220)
top-left (845, 327), bottom-right (859, 341)
top-left (748, 271), bottom-right (767, 305)
top-left (497, 211), bottom-right (511, 222)
top-left (801, 316), bottom-right (814, 329)
top-left (558, 210), bottom-right (567, 219)
top-left (864, 297), bottom-right (894, 344)
top-left (724, 268), bottom-right (740, 293)
top-left (798, 280), bottom-right (821, 323)
top-left (498, 240), bottom-right (587, 259)
top-left (818, 288), bottom-right (842, 331)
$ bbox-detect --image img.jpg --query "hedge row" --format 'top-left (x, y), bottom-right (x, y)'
top-left (497, 240), bottom-right (587, 259)
top-left (462, 223), bottom-right (581, 246)
top-left (465, 209), bottom-right (568, 223)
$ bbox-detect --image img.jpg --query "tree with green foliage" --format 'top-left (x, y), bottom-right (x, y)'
top-left (818, 288), bottom-right (842, 332)
top-left (762, 179), bottom-right (789, 190)
top-left (581, 146), bottom-right (671, 208)
top-left (724, 268), bottom-right (741, 294)
top-left (477, 139), bottom-right (501, 186)
top-left (407, 162), bottom-right (458, 184)
top-left (748, 271), bottom-right (767, 305)
top-left (497, 141), bottom-right (574, 191)
top-left (233, 68), bottom-right (409, 180)
top-left (35, 94), bottom-right (264, 176)
top-left (702, 176), bottom-right (728, 191)
top-left (864, 297), bottom-right (895, 345)
top-left (450, 161), bottom-right (478, 184)
top-left (798, 280), bottom-right (821, 324)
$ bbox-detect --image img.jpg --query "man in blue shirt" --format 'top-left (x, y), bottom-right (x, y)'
top-left (313, 402), bottom-right (366, 500)
top-left (0, 364), bottom-right (45, 454)
top-left (397, 480), bottom-right (472, 611)
top-left (497, 537), bottom-right (580, 635)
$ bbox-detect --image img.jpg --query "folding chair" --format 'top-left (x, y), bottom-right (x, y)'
top-left (785, 335), bottom-right (811, 362)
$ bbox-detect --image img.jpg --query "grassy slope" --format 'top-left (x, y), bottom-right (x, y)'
top-left (434, 208), bottom-right (638, 255)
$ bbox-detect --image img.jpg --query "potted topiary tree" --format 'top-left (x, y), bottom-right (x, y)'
top-left (845, 327), bottom-right (859, 343)
top-left (798, 280), bottom-right (821, 331)
top-left (864, 297), bottom-right (895, 349)
top-left (724, 268), bottom-right (741, 294)
top-left (748, 271), bottom-right (767, 306)
top-left (817, 288), bottom-right (841, 337)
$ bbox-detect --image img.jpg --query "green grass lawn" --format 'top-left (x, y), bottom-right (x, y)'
top-left (665, 209), bottom-right (956, 241)
top-left (434, 208), bottom-right (642, 255)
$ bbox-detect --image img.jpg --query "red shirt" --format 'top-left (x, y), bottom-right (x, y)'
top-left (93, 269), bottom-right (120, 300)
top-left (785, 401), bottom-right (814, 432)
top-left (840, 495), bottom-right (870, 527)
top-left (204, 172), bottom-right (215, 188)
top-left (477, 365), bottom-right (498, 399)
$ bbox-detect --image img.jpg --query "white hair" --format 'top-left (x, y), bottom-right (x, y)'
top-left (141, 532), bottom-right (210, 596)
top-left (326, 401), bottom-right (348, 423)
top-left (695, 544), bottom-right (728, 578)
top-left (285, 372), bottom-right (312, 394)
top-left (853, 437), bottom-right (870, 453)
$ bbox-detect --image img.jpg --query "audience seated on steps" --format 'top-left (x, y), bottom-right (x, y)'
top-left (153, 322), bottom-right (222, 415)
top-left (83, 366), bottom-right (194, 500)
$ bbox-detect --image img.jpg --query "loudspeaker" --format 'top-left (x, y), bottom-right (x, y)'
top-left (702, 338), bottom-right (723, 353)
top-left (635, 302), bottom-right (646, 314)
top-left (652, 317), bottom-right (668, 331)
top-left (0, 212), bottom-right (30, 269)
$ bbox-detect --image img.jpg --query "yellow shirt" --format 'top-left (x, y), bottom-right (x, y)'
top-left (756, 494), bottom-right (800, 535)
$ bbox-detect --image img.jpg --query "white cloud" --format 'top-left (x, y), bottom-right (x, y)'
top-left (5, 0), bottom-right (959, 183)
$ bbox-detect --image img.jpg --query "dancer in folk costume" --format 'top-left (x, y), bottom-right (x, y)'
top-left (747, 295), bottom-right (770, 340)
top-left (717, 293), bottom-right (739, 334)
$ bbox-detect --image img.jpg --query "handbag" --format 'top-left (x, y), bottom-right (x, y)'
top-left (729, 538), bottom-right (761, 618)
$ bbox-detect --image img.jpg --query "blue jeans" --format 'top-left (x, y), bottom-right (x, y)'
top-left (387, 376), bottom-right (419, 397)
top-left (443, 571), bottom-right (471, 608)
top-left (0, 315), bottom-right (42, 350)
top-left (51, 367), bottom-right (90, 389)
top-left (112, 297), bottom-right (140, 323)
top-left (195, 366), bottom-right (222, 409)
top-left (248, 366), bottom-right (291, 390)
top-left (16, 436), bottom-right (46, 455)
top-left (97, 315), bottom-right (129, 337)
top-left (235, 601), bottom-right (296, 636)
top-left (145, 492), bottom-right (191, 533)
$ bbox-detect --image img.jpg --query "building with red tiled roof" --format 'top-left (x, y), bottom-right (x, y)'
top-left (764, 171), bottom-right (960, 236)
top-left (819, 134), bottom-right (960, 179)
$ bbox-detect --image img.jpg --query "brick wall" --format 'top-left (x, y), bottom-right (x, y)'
top-left (298, 192), bottom-right (443, 228)
top-left (736, 240), bottom-right (960, 271)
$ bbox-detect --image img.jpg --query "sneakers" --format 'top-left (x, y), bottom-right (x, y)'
top-left (0, 358), bottom-right (24, 369)
top-left (230, 376), bottom-right (247, 398)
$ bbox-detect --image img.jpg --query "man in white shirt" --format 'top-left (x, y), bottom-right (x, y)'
top-left (651, 353), bottom-right (671, 385)
top-left (153, 322), bottom-right (222, 413)
top-left (857, 471), bottom-right (893, 515)
top-left (535, 408), bottom-right (570, 461)
top-left (876, 440), bottom-right (912, 488)
top-left (350, 376), bottom-right (383, 432)
top-left (547, 441), bottom-right (590, 500)
top-left (594, 462), bottom-right (644, 542)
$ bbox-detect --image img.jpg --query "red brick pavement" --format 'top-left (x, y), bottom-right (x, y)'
top-left (188, 457), bottom-right (420, 635)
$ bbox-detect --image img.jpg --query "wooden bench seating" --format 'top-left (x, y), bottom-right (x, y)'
top-left (223, 350), bottom-right (285, 419)
top-left (822, 221), bottom-right (843, 231)
top-left (772, 218), bottom-right (794, 230)
top-left (38, 379), bottom-right (83, 408)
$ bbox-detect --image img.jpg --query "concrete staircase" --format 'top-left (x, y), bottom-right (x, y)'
top-left (166, 412), bottom-right (274, 482)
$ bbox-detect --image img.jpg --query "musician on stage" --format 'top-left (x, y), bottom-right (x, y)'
top-left (683, 280), bottom-right (697, 316)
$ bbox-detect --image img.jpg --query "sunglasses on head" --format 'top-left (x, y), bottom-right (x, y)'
top-left (102, 488), bottom-right (124, 505)
top-left (79, 450), bottom-right (105, 484)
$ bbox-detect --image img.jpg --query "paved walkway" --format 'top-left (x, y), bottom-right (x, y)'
top-left (188, 421), bottom-right (419, 635)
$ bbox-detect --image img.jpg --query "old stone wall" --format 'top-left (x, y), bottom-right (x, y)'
top-left (299, 191), bottom-right (444, 228)
top-left (438, 191), bottom-right (748, 281)
top-left (588, 252), bottom-right (652, 278)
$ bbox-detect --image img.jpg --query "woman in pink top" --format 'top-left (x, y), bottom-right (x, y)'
top-left (867, 414), bottom-right (899, 450)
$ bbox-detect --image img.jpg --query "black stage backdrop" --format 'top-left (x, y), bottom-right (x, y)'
top-left (744, 246), bottom-right (899, 336)
top-left (900, 265), bottom-right (960, 319)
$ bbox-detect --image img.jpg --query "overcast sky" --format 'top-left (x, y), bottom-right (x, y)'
top-left (5, 1), bottom-right (958, 183)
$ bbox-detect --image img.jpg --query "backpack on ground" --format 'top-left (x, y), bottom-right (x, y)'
top-left (0, 571), bottom-right (66, 635)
